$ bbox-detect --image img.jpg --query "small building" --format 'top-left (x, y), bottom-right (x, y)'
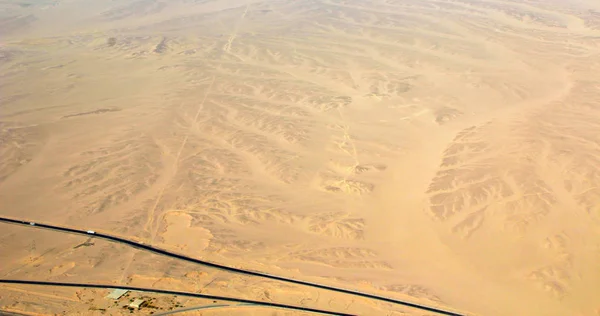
top-left (129, 299), bottom-right (146, 310)
top-left (106, 289), bottom-right (129, 300)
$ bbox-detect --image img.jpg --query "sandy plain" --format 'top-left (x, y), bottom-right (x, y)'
top-left (1, 0), bottom-right (600, 315)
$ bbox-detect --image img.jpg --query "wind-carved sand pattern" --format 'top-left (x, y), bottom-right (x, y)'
top-left (528, 232), bottom-right (574, 298)
top-left (426, 123), bottom-right (559, 234)
top-left (424, 35), bottom-right (600, 311)
top-left (60, 132), bottom-right (163, 217)
top-left (0, 123), bottom-right (43, 182)
top-left (288, 247), bottom-right (393, 270)
top-left (307, 212), bottom-right (366, 240)
top-left (1, 0), bottom-right (600, 315)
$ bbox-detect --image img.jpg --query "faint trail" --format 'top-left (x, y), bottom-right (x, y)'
top-left (223, 3), bottom-right (250, 53)
top-left (118, 251), bottom-right (138, 283)
top-left (336, 108), bottom-right (359, 169)
top-left (330, 107), bottom-right (363, 193)
top-left (399, 109), bottom-right (430, 121)
top-left (144, 77), bottom-right (216, 240)
top-left (0, 285), bottom-right (78, 302)
top-left (117, 78), bottom-right (216, 283)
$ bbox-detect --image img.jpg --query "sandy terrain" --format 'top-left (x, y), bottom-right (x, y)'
top-left (1, 0), bottom-right (600, 315)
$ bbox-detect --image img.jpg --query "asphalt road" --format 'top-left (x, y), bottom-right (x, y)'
top-left (154, 303), bottom-right (241, 315)
top-left (0, 216), bottom-right (465, 316)
top-left (0, 279), bottom-right (352, 316)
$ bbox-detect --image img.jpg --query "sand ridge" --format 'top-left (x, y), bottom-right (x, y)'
top-left (1, 0), bottom-right (600, 315)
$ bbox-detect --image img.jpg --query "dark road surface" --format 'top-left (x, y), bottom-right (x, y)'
top-left (0, 216), bottom-right (465, 316)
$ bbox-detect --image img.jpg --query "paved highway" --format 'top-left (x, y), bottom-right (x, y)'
top-left (0, 216), bottom-right (465, 316)
top-left (154, 303), bottom-right (249, 315)
top-left (0, 279), bottom-right (351, 316)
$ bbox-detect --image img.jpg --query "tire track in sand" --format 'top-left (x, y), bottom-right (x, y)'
top-left (223, 3), bottom-right (250, 53)
top-left (118, 78), bottom-right (215, 283)
top-left (144, 77), bottom-right (216, 240)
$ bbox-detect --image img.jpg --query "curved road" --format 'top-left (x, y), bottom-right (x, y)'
top-left (0, 216), bottom-right (465, 316)
top-left (153, 303), bottom-right (256, 316)
top-left (0, 279), bottom-right (350, 316)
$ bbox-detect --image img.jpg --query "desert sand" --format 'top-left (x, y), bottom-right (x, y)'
top-left (1, 0), bottom-right (600, 315)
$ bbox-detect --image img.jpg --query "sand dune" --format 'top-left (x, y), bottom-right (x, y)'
top-left (1, 0), bottom-right (600, 315)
